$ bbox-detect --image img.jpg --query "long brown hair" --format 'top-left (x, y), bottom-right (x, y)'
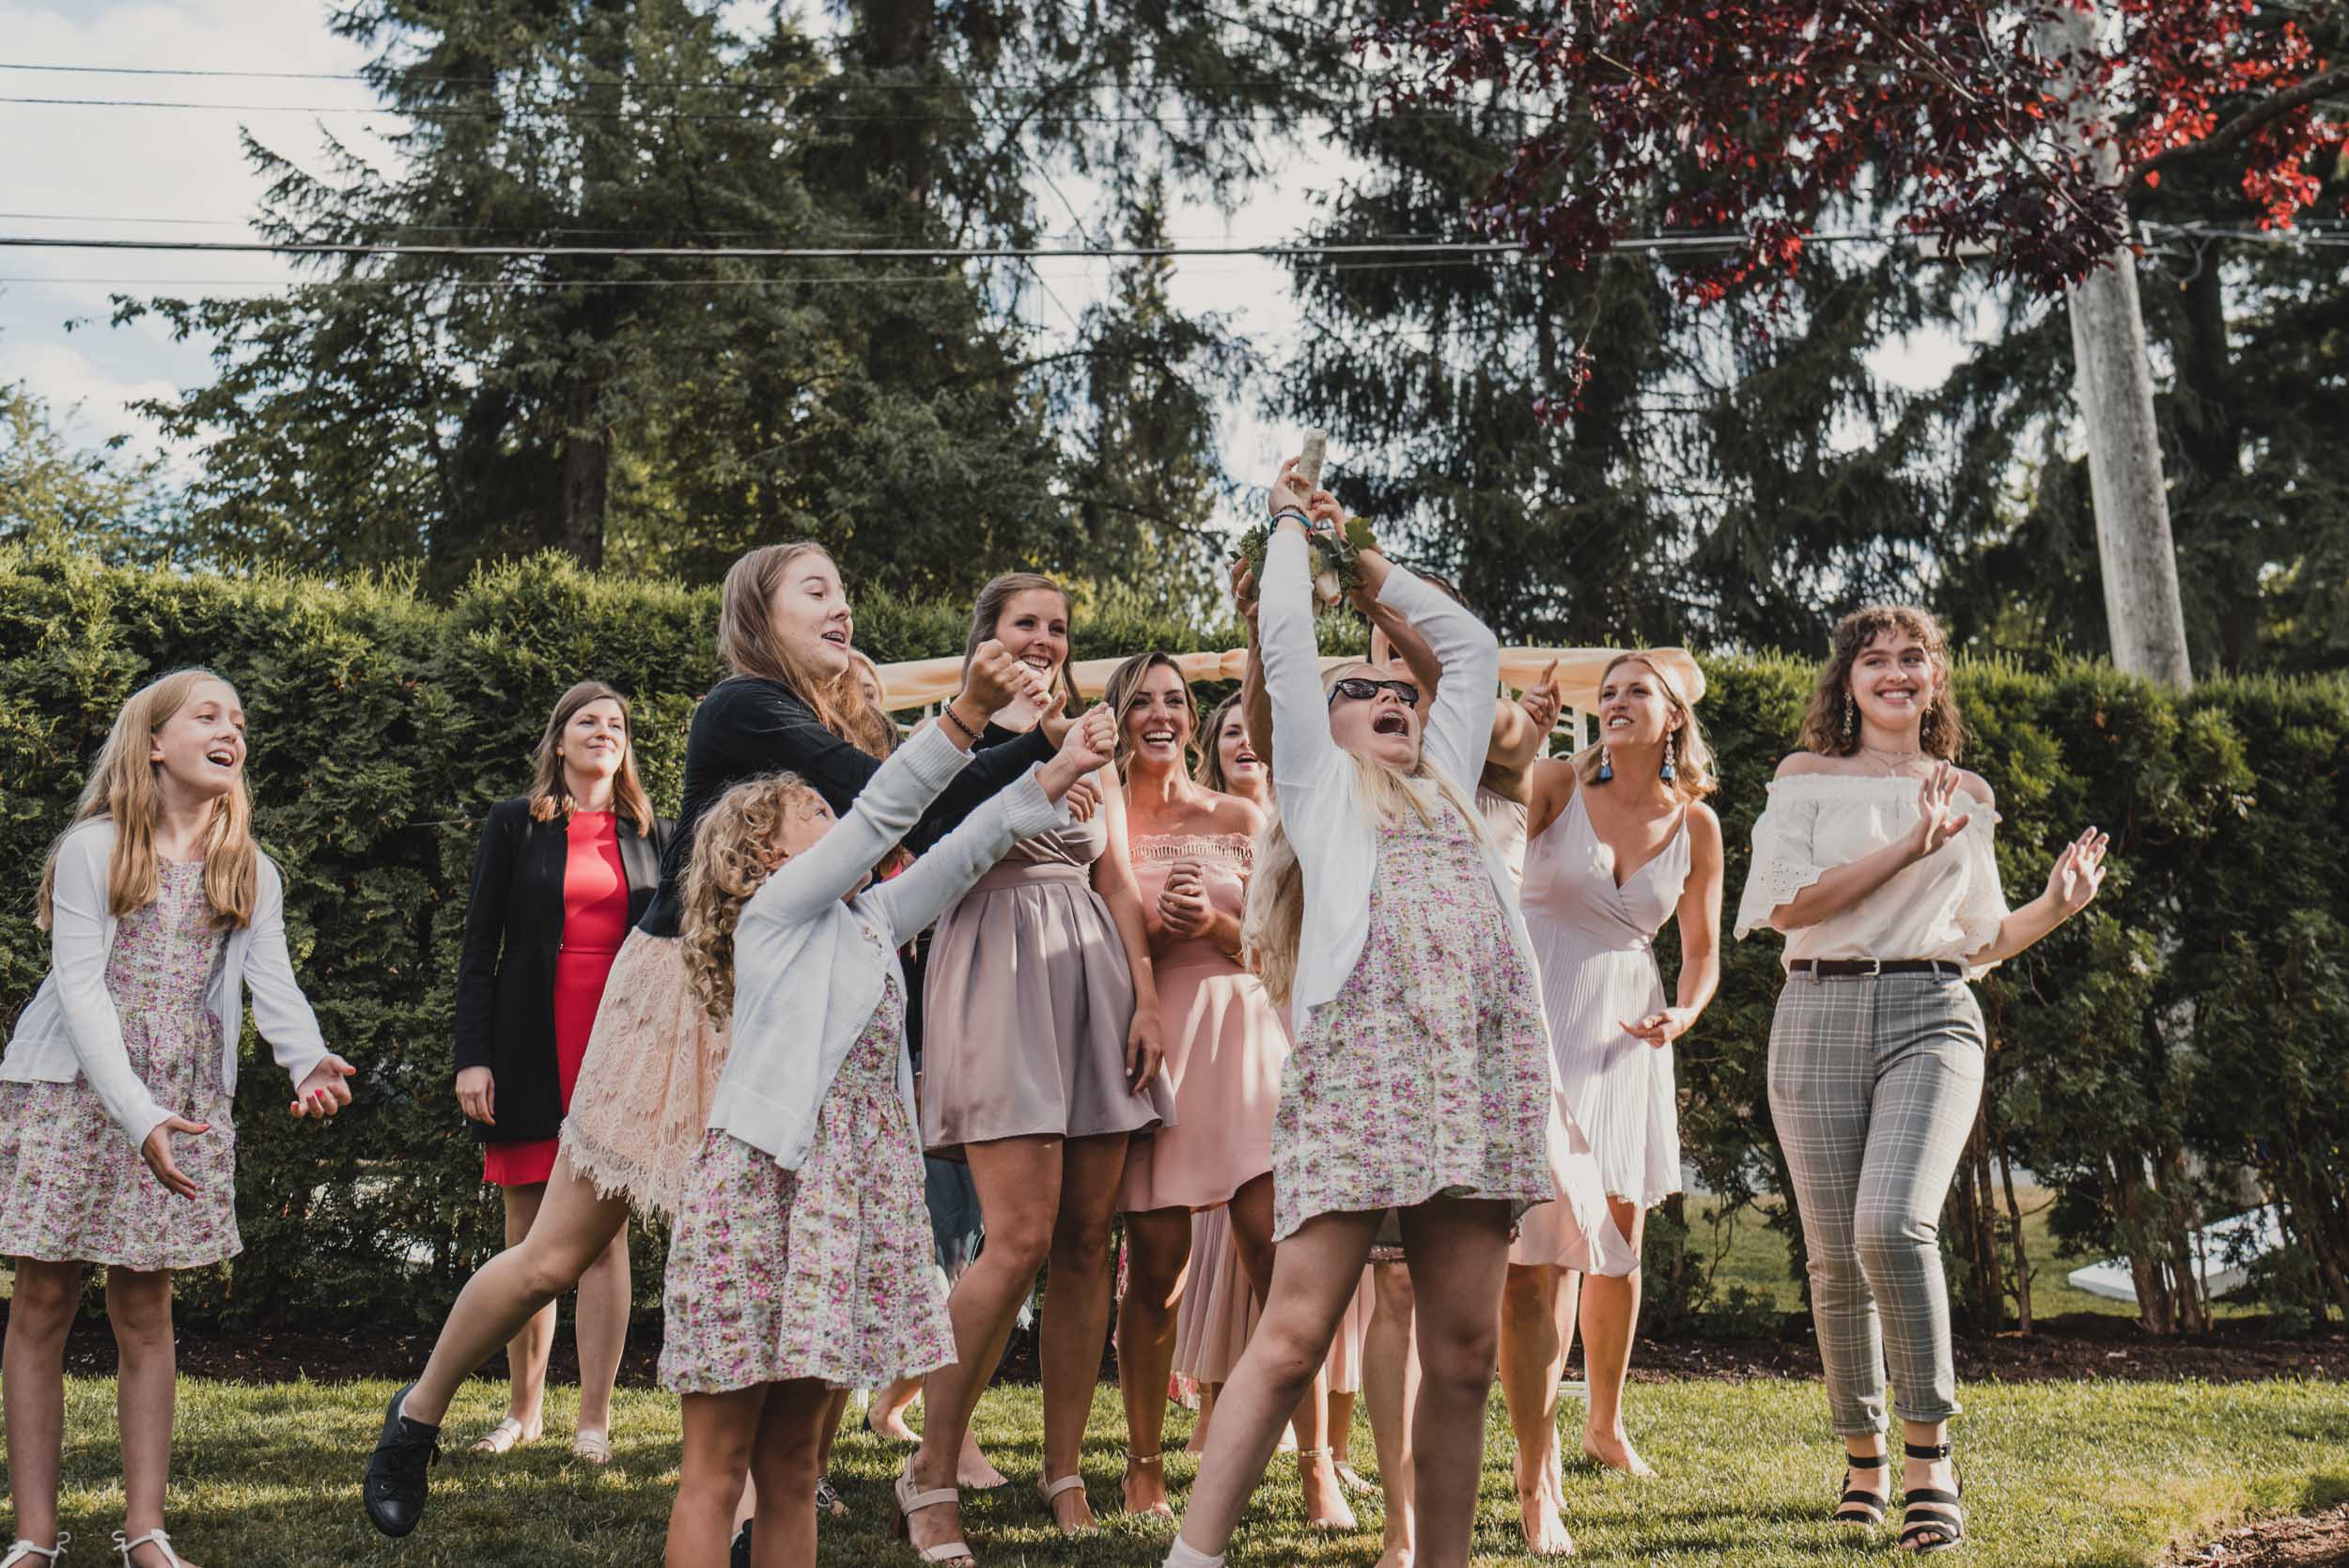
top-left (38, 668), bottom-right (257, 931)
top-left (1100, 651), bottom-right (1196, 780)
top-left (1796, 605), bottom-right (1966, 760)
top-left (679, 772), bottom-right (825, 1026)
top-left (841, 649), bottom-right (900, 759)
top-left (525, 681), bottom-right (657, 835)
top-left (1575, 653), bottom-right (1719, 800)
top-left (962, 572), bottom-right (1075, 715)
top-left (1193, 692), bottom-right (1252, 797)
top-left (716, 542), bottom-right (859, 742)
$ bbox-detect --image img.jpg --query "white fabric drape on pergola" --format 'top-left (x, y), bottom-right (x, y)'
top-left (869, 645), bottom-right (1705, 748)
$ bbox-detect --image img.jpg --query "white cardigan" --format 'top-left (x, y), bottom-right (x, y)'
top-left (1258, 525), bottom-right (1545, 1029)
top-left (708, 721), bottom-right (1066, 1170)
top-left (2, 818), bottom-right (332, 1151)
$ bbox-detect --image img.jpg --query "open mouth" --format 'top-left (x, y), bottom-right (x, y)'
top-left (1373, 711), bottom-right (1410, 737)
top-left (1877, 685), bottom-right (1917, 702)
top-left (1232, 749), bottom-right (1261, 768)
top-left (1606, 714), bottom-right (1632, 731)
top-left (205, 746), bottom-right (238, 768)
top-left (1141, 728), bottom-right (1177, 747)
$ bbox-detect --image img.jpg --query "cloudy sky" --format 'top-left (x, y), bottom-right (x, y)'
top-left (0, 0), bottom-right (1355, 493)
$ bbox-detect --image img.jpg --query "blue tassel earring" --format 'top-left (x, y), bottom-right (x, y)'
top-left (1659, 742), bottom-right (1677, 784)
top-left (1596, 746), bottom-right (1614, 784)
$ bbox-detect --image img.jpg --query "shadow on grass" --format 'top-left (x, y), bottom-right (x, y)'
top-left (2300, 1471), bottom-right (2349, 1512)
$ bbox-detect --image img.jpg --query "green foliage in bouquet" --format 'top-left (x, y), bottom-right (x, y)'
top-left (1233, 516), bottom-right (1380, 605)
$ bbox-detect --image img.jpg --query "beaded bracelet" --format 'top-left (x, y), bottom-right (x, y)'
top-left (941, 703), bottom-right (984, 744)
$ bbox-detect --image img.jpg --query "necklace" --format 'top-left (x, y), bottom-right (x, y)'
top-left (1859, 743), bottom-right (1925, 777)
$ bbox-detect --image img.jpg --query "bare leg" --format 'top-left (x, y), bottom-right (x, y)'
top-left (1898, 1417), bottom-right (1958, 1554)
top-left (908, 1137), bottom-right (1065, 1557)
top-left (814, 1389), bottom-right (851, 1514)
top-left (869, 1374), bottom-right (922, 1441)
top-left (1188, 1383), bottom-right (1217, 1455)
top-left (1397, 1199), bottom-right (1515, 1568)
top-left (1328, 1389), bottom-right (1359, 1473)
top-left (1115, 1205), bottom-right (1191, 1516)
top-left (2, 1257), bottom-right (80, 1551)
top-left (1363, 1260), bottom-right (1419, 1568)
top-left (490, 1183), bottom-right (553, 1437)
top-left (1496, 1263), bottom-right (1572, 1553)
top-left (1228, 1174), bottom-right (1354, 1530)
top-left (669, 1387), bottom-right (764, 1568)
top-left (404, 1150), bottom-right (632, 1427)
top-left (1579, 1199), bottom-right (1652, 1476)
top-left (107, 1266), bottom-right (193, 1567)
top-left (1035, 1133), bottom-right (1130, 1532)
top-left (746, 1380), bottom-right (834, 1568)
top-left (1169, 1210), bottom-right (1378, 1560)
top-left (573, 1219), bottom-right (631, 1439)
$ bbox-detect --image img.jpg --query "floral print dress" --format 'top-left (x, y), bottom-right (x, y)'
top-left (0, 860), bottom-right (241, 1270)
top-left (660, 923), bottom-right (957, 1393)
top-left (1272, 792), bottom-right (1555, 1243)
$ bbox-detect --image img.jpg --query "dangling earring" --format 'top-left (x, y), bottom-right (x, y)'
top-left (1842, 694), bottom-right (1857, 746)
top-left (1595, 746), bottom-right (1615, 784)
top-left (1659, 737), bottom-right (1677, 784)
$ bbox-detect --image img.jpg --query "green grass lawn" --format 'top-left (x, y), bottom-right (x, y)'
top-left (16, 1374), bottom-right (2343, 1566)
top-left (1687, 1187), bottom-right (2263, 1323)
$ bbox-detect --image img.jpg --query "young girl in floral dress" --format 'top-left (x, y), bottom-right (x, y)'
top-left (658, 655), bottom-right (1114, 1568)
top-left (1, 670), bottom-right (354, 1568)
top-left (1164, 464), bottom-right (1581, 1568)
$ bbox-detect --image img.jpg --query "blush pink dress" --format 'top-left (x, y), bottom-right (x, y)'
top-left (1118, 831), bottom-right (1282, 1213)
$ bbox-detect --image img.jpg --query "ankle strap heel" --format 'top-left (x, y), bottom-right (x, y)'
top-left (1831, 1451), bottom-right (1888, 1528)
top-left (1899, 1443), bottom-right (1966, 1554)
top-left (2, 1535), bottom-right (69, 1567)
top-left (112, 1532), bottom-right (184, 1568)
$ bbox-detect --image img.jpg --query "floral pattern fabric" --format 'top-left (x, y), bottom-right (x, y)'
top-left (1272, 793), bottom-right (1553, 1242)
top-left (0, 861), bottom-right (240, 1270)
top-left (660, 930), bottom-right (955, 1393)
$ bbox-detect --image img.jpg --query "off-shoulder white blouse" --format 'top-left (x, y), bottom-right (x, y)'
top-left (1733, 773), bottom-right (2010, 977)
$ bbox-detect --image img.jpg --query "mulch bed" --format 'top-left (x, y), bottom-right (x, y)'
top-left (2167, 1506), bottom-right (2349, 1567)
top-left (7, 1303), bottom-right (2341, 1389)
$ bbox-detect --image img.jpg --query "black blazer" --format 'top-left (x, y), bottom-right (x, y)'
top-left (453, 798), bottom-right (669, 1143)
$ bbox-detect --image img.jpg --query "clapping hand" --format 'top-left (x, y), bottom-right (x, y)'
top-left (2046, 827), bottom-right (2110, 917)
top-left (1040, 704), bottom-right (1116, 801)
top-left (962, 639), bottom-right (1027, 716)
top-left (292, 1055), bottom-right (357, 1118)
top-left (1905, 763), bottom-right (1973, 862)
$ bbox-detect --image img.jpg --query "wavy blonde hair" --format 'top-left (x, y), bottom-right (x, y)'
top-left (39, 668), bottom-right (257, 931)
top-left (1101, 651), bottom-right (1196, 780)
top-left (1797, 604), bottom-right (1966, 761)
top-left (679, 772), bottom-right (826, 1026)
top-left (524, 680), bottom-right (658, 834)
top-left (1575, 653), bottom-right (1719, 800)
top-left (1241, 666), bottom-right (1487, 1012)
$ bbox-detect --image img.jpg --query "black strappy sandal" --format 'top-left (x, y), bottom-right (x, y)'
top-left (1898, 1441), bottom-right (1966, 1554)
top-left (1832, 1450), bottom-right (1889, 1529)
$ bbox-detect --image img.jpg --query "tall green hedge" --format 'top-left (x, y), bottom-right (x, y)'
top-left (2, 543), bottom-right (2343, 1331)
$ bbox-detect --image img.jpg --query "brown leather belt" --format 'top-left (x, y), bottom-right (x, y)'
top-left (1790, 958), bottom-right (1964, 981)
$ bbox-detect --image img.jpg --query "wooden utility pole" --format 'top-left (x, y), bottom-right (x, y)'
top-left (2043, 3), bottom-right (2195, 687)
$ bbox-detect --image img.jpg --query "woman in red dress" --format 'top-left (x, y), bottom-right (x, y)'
top-left (451, 681), bottom-right (670, 1461)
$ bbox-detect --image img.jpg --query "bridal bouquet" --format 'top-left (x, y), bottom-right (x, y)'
top-left (1234, 512), bottom-right (1380, 607)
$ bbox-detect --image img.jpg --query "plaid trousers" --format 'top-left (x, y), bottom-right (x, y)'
top-left (1766, 970), bottom-right (1984, 1436)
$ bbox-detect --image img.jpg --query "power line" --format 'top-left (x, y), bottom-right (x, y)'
top-left (0, 91), bottom-right (1490, 125)
top-left (0, 59), bottom-right (1299, 94)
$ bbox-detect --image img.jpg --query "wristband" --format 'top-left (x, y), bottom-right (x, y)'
top-left (1270, 506), bottom-right (1312, 532)
top-left (941, 703), bottom-right (984, 744)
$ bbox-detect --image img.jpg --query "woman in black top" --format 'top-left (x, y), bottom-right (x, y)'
top-left (450, 681), bottom-right (669, 1462)
top-left (365, 540), bottom-right (1064, 1543)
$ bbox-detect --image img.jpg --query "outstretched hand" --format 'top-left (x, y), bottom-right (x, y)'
top-left (1905, 763), bottom-right (1972, 862)
top-left (1520, 660), bottom-right (1562, 735)
top-left (2046, 827), bottom-right (2110, 917)
top-left (292, 1055), bottom-right (356, 1118)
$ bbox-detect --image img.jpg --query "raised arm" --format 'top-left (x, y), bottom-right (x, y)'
top-left (1258, 521), bottom-right (1344, 794)
top-left (1357, 549), bottom-right (1500, 797)
top-left (745, 722), bottom-right (983, 929)
top-left (866, 706), bottom-right (1117, 942)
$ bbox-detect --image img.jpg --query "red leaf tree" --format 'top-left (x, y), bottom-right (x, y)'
top-left (1365, 0), bottom-right (2343, 302)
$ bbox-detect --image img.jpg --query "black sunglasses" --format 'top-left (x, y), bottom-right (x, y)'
top-left (1327, 676), bottom-right (1422, 708)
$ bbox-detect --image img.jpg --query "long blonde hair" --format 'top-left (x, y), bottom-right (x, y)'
top-left (1101, 651), bottom-right (1195, 780)
top-left (1797, 604), bottom-right (1966, 760)
top-left (716, 542), bottom-right (860, 743)
top-left (679, 772), bottom-right (826, 1026)
top-left (841, 649), bottom-right (900, 760)
top-left (1241, 668), bottom-right (1487, 1012)
top-left (38, 668), bottom-right (257, 931)
top-left (1575, 653), bottom-right (1719, 800)
top-left (524, 680), bottom-right (658, 835)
